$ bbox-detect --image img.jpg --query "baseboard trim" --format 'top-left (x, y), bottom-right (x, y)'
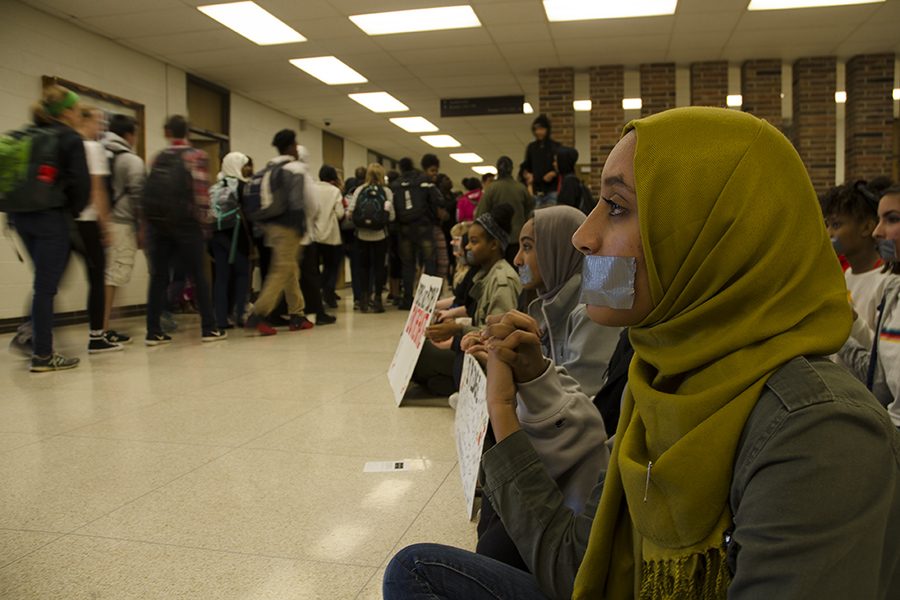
top-left (0, 304), bottom-right (147, 334)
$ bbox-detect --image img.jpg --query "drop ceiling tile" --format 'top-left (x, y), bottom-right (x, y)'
top-left (728, 26), bottom-right (853, 48)
top-left (78, 7), bottom-right (219, 37)
top-left (671, 11), bottom-right (742, 34)
top-left (485, 22), bottom-right (552, 43)
top-left (26, 0), bottom-right (183, 18)
top-left (497, 40), bottom-right (558, 61)
top-left (734, 4), bottom-right (880, 30)
top-left (675, 0), bottom-right (748, 14)
top-left (374, 28), bottom-right (495, 51)
top-left (121, 29), bottom-right (245, 56)
top-left (288, 16), bottom-right (363, 39)
top-left (471, 1), bottom-right (547, 25)
top-left (548, 15), bottom-right (674, 39)
top-left (397, 45), bottom-right (504, 66)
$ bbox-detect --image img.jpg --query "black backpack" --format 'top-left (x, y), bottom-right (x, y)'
top-left (392, 172), bottom-right (432, 224)
top-left (105, 147), bottom-right (129, 206)
top-left (141, 148), bottom-right (196, 232)
top-left (353, 184), bottom-right (390, 230)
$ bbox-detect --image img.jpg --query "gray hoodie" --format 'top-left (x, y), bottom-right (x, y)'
top-left (102, 132), bottom-right (145, 225)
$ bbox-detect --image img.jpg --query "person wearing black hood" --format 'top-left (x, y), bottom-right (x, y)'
top-left (522, 114), bottom-right (560, 208)
top-left (555, 146), bottom-right (586, 211)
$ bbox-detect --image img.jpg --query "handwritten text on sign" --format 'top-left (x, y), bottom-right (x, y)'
top-left (387, 275), bottom-right (444, 405)
top-left (455, 353), bottom-right (490, 521)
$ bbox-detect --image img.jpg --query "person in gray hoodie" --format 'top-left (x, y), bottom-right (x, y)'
top-left (102, 114), bottom-right (146, 344)
top-left (467, 205), bottom-right (619, 572)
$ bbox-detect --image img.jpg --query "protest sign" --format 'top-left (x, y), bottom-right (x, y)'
top-left (387, 275), bottom-right (444, 405)
top-left (454, 353), bottom-right (490, 520)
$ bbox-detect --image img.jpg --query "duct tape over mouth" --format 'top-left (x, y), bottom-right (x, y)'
top-left (579, 255), bottom-right (637, 309)
top-left (878, 239), bottom-right (897, 262)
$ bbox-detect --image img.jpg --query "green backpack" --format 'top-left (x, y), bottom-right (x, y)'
top-left (0, 126), bottom-right (65, 213)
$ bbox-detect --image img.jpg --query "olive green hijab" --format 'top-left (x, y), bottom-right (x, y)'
top-left (573, 107), bottom-right (852, 598)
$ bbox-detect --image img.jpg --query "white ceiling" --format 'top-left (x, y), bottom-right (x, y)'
top-left (25, 0), bottom-right (900, 183)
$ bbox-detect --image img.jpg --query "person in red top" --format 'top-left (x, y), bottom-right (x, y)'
top-left (456, 177), bottom-right (482, 223)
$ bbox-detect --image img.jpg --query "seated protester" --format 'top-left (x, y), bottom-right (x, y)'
top-left (839, 184), bottom-right (900, 418)
top-left (412, 204), bottom-right (521, 397)
top-left (434, 222), bottom-right (474, 323)
top-left (515, 205), bottom-right (621, 398)
top-left (384, 107), bottom-right (900, 600)
top-left (208, 152), bottom-right (253, 330)
top-left (823, 180), bottom-right (892, 346)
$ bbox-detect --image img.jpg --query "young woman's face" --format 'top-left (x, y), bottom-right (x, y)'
top-left (514, 219), bottom-right (543, 291)
top-left (874, 193), bottom-right (900, 246)
top-left (572, 132), bottom-right (654, 327)
top-left (466, 223), bottom-right (499, 267)
top-left (826, 213), bottom-right (876, 257)
top-left (242, 161), bottom-right (254, 179)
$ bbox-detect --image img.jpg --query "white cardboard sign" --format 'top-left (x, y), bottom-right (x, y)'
top-left (387, 274), bottom-right (444, 405)
top-left (455, 353), bottom-right (490, 521)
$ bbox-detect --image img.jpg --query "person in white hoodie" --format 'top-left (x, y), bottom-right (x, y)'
top-left (313, 165), bottom-right (346, 314)
top-left (840, 184), bottom-right (900, 425)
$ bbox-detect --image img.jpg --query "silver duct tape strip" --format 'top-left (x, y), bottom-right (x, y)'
top-left (878, 239), bottom-right (897, 262)
top-left (518, 263), bottom-right (534, 286)
top-left (579, 255), bottom-right (637, 309)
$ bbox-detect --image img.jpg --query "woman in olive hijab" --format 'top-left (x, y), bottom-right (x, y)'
top-left (383, 107), bottom-right (900, 600)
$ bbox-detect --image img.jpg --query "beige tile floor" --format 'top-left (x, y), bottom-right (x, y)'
top-left (0, 301), bottom-right (477, 599)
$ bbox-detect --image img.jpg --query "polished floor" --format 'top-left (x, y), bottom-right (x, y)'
top-left (0, 300), bottom-right (476, 599)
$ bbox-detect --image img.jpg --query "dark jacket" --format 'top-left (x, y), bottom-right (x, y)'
top-left (556, 147), bottom-right (582, 209)
top-left (592, 329), bottom-right (634, 437)
top-left (483, 356), bottom-right (900, 600)
top-left (52, 123), bottom-right (91, 215)
top-left (524, 130), bottom-right (561, 195)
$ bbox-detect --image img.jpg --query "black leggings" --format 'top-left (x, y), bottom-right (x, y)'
top-left (74, 220), bottom-right (106, 332)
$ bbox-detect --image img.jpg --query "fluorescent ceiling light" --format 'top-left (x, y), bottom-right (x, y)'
top-left (450, 153), bottom-right (483, 164)
top-left (350, 6), bottom-right (481, 35)
top-left (622, 97), bottom-right (643, 110)
top-left (473, 166), bottom-right (498, 175)
top-left (748, 0), bottom-right (883, 10)
top-left (198, 1), bottom-right (306, 45)
top-left (348, 92), bottom-right (408, 113)
top-left (893, 88), bottom-right (900, 100)
top-left (289, 56), bottom-right (367, 85)
top-left (390, 116), bottom-right (439, 133)
top-left (544, 0), bottom-right (678, 21)
top-left (726, 94), bottom-right (743, 107)
top-left (835, 91), bottom-right (847, 103)
top-left (421, 135), bottom-right (461, 148)
top-left (573, 100), bottom-right (592, 111)
top-left (523, 102), bottom-right (534, 114)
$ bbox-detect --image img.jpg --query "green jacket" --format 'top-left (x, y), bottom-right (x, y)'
top-left (463, 259), bottom-right (521, 335)
top-left (475, 176), bottom-right (535, 241)
top-left (483, 356), bottom-right (900, 600)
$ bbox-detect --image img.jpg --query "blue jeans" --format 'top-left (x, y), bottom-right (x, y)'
top-left (146, 224), bottom-right (215, 335)
top-left (383, 543), bottom-right (549, 600)
top-left (12, 210), bottom-right (71, 356)
top-left (534, 192), bottom-right (558, 209)
top-left (209, 229), bottom-right (250, 328)
top-left (398, 221), bottom-right (436, 305)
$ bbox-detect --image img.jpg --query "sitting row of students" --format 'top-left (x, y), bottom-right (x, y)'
top-left (386, 107), bottom-right (900, 599)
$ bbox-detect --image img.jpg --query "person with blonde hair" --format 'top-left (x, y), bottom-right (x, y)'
top-left (348, 162), bottom-right (395, 313)
top-left (5, 85), bottom-right (90, 371)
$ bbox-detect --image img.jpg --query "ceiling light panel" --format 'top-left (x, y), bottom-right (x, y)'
top-left (748, 0), bottom-right (883, 10)
top-left (198, 1), bottom-right (306, 45)
top-left (543, 0), bottom-right (678, 22)
top-left (421, 135), bottom-right (461, 148)
top-left (348, 92), bottom-right (408, 113)
top-left (573, 100), bottom-right (592, 111)
top-left (350, 6), bottom-right (482, 36)
top-left (390, 117), bottom-right (439, 133)
top-left (473, 166), bottom-right (498, 175)
top-left (289, 57), bottom-right (367, 85)
top-left (451, 153), bottom-right (483, 164)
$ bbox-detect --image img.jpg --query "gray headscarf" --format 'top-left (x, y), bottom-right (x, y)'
top-left (533, 205), bottom-right (586, 300)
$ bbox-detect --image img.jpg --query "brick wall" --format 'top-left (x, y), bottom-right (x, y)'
top-left (640, 63), bottom-right (676, 117)
top-left (690, 61), bottom-right (728, 107)
top-left (845, 53), bottom-right (895, 181)
top-left (538, 67), bottom-right (575, 147)
top-left (741, 59), bottom-right (782, 128)
top-left (792, 56), bottom-right (836, 195)
top-left (589, 65), bottom-right (624, 195)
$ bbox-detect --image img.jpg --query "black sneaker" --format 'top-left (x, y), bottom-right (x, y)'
top-left (145, 333), bottom-right (173, 346)
top-left (88, 335), bottom-right (123, 354)
top-left (105, 330), bottom-right (132, 345)
top-left (316, 313), bottom-right (337, 325)
top-left (201, 329), bottom-right (228, 343)
top-left (398, 301), bottom-right (412, 310)
top-left (31, 353), bottom-right (79, 373)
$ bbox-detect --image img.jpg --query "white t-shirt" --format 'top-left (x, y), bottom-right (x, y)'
top-left (77, 140), bottom-right (110, 222)
top-left (846, 266), bottom-right (890, 346)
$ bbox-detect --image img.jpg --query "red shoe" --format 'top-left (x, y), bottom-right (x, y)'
top-left (289, 315), bottom-right (314, 331)
top-left (246, 315), bottom-right (277, 336)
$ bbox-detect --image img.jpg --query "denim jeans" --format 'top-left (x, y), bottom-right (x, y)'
top-left (317, 242), bottom-right (343, 299)
top-left (12, 210), bottom-right (71, 356)
top-left (398, 221), bottom-right (436, 304)
top-left (383, 543), bottom-right (549, 600)
top-left (209, 228), bottom-right (250, 328)
top-left (146, 224), bottom-right (215, 334)
top-left (534, 192), bottom-right (558, 209)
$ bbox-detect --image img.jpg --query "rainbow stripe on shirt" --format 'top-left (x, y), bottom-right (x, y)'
top-left (881, 328), bottom-right (900, 343)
